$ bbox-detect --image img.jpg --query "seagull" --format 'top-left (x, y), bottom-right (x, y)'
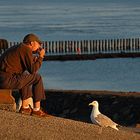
top-left (89, 100), bottom-right (119, 131)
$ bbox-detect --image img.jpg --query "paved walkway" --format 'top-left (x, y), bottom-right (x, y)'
top-left (0, 110), bottom-right (140, 140)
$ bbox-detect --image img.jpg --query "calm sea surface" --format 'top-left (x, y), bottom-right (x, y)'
top-left (0, 0), bottom-right (140, 41)
top-left (40, 58), bottom-right (140, 92)
top-left (0, 0), bottom-right (140, 91)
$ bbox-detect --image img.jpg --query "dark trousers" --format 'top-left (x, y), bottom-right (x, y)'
top-left (0, 72), bottom-right (46, 102)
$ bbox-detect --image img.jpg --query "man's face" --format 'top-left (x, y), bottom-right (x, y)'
top-left (31, 41), bottom-right (41, 52)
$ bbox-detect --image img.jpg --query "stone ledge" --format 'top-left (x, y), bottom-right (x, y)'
top-left (0, 89), bottom-right (16, 111)
top-left (0, 103), bottom-right (16, 111)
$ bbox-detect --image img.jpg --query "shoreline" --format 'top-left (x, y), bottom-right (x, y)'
top-left (45, 89), bottom-right (140, 97)
top-left (44, 53), bottom-right (140, 61)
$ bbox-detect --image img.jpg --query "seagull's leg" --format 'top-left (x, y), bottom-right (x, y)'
top-left (98, 127), bottom-right (103, 134)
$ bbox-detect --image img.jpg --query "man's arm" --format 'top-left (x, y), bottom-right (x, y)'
top-left (21, 47), bottom-right (44, 74)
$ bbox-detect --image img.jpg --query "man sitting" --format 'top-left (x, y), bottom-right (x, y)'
top-left (0, 33), bottom-right (49, 117)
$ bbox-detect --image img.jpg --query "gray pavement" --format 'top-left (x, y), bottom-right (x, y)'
top-left (0, 110), bottom-right (140, 140)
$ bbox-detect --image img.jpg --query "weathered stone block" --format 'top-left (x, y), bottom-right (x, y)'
top-left (0, 89), bottom-right (16, 111)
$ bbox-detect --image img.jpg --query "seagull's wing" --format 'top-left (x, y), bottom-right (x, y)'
top-left (95, 114), bottom-right (117, 127)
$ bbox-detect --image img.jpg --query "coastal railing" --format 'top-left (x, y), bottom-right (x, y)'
top-left (8, 38), bottom-right (140, 55)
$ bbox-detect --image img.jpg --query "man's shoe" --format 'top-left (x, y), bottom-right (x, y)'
top-left (31, 109), bottom-right (52, 117)
top-left (19, 107), bottom-right (32, 115)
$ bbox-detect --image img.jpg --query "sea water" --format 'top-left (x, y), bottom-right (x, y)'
top-left (40, 58), bottom-right (140, 92)
top-left (0, 0), bottom-right (140, 41)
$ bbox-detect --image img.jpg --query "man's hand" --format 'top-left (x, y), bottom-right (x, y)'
top-left (38, 48), bottom-right (45, 58)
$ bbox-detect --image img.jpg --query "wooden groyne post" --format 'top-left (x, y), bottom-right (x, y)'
top-left (38, 38), bottom-right (140, 55)
top-left (7, 38), bottom-right (140, 55)
top-left (1, 37), bottom-right (140, 60)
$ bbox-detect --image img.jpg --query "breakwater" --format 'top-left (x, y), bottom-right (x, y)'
top-left (9, 38), bottom-right (140, 54)
top-left (2, 37), bottom-right (140, 60)
top-left (1, 38), bottom-right (140, 60)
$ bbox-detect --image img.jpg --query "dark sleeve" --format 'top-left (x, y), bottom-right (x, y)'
top-left (21, 47), bottom-right (43, 74)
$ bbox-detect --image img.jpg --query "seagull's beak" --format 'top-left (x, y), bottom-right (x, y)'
top-left (89, 103), bottom-right (92, 106)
